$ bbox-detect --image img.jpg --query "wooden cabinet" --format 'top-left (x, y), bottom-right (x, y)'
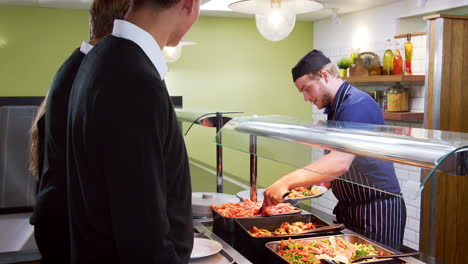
top-left (421, 14), bottom-right (468, 264)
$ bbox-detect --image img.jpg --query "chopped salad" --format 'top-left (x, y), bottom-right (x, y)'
top-left (276, 237), bottom-right (381, 264)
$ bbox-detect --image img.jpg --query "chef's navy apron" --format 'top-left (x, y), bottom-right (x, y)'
top-left (328, 82), bottom-right (406, 250)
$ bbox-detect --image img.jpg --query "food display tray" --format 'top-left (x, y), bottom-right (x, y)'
top-left (212, 207), bottom-right (260, 233)
top-left (265, 234), bottom-right (397, 264)
top-left (233, 214), bottom-right (342, 264)
top-left (211, 206), bottom-right (301, 233)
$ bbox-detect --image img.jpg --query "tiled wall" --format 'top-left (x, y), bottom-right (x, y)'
top-left (311, 2), bottom-right (428, 250)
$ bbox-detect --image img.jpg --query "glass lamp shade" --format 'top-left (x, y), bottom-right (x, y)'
top-left (163, 44), bottom-right (182, 63)
top-left (255, 8), bottom-right (296, 41)
top-left (229, 0), bottom-right (323, 42)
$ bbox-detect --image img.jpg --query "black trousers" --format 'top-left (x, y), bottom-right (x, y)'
top-left (34, 222), bottom-right (70, 264)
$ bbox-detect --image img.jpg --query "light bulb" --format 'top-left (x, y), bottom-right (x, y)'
top-left (229, 0), bottom-right (323, 42)
top-left (255, 7), bottom-right (296, 42)
top-left (162, 44), bottom-right (182, 63)
top-left (331, 8), bottom-right (341, 25)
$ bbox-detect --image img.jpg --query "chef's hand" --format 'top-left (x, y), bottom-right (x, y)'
top-left (262, 181), bottom-right (290, 209)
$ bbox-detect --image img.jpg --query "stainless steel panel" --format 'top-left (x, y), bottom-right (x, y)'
top-left (221, 116), bottom-right (468, 176)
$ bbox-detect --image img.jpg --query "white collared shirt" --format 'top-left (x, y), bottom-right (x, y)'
top-left (80, 41), bottom-right (93, 55)
top-left (111, 19), bottom-right (168, 80)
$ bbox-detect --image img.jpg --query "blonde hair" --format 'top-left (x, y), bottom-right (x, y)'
top-left (307, 63), bottom-right (340, 80)
top-left (89, 0), bottom-right (130, 42)
top-left (30, 97), bottom-right (47, 180)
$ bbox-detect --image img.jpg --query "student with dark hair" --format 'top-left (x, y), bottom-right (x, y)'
top-left (66, 0), bottom-right (200, 262)
top-left (29, 1), bottom-right (130, 263)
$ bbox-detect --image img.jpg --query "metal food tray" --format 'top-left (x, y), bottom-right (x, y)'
top-left (211, 206), bottom-right (301, 233)
top-left (211, 207), bottom-right (263, 233)
top-left (234, 214), bottom-right (342, 264)
top-left (265, 234), bottom-right (397, 264)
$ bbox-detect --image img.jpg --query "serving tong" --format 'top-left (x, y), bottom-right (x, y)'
top-left (320, 251), bottom-right (419, 264)
top-left (294, 224), bottom-right (344, 234)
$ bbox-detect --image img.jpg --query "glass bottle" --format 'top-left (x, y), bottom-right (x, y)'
top-left (404, 34), bottom-right (413, 75)
top-left (382, 90), bottom-right (388, 111)
top-left (349, 49), bottom-right (358, 65)
top-left (387, 83), bottom-right (409, 112)
top-left (393, 42), bottom-right (403, 75)
top-left (383, 39), bottom-right (394, 75)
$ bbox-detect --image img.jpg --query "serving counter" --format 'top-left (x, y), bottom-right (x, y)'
top-left (0, 212), bottom-right (431, 264)
top-left (193, 208), bottom-right (432, 264)
top-left (0, 218), bottom-right (250, 264)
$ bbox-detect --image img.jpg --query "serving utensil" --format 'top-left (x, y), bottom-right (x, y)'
top-left (351, 252), bottom-right (419, 263)
top-left (320, 259), bottom-right (344, 264)
top-left (295, 224), bottom-right (344, 234)
top-left (257, 205), bottom-right (264, 215)
top-left (320, 251), bottom-right (419, 264)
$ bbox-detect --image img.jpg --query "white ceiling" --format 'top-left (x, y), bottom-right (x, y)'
top-left (202, 0), bottom-right (401, 21)
top-left (0, 0), bottom-right (402, 21)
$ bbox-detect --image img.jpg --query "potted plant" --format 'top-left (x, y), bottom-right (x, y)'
top-left (337, 58), bottom-right (351, 78)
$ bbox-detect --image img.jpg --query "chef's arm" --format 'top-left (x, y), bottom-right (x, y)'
top-left (263, 150), bottom-right (355, 206)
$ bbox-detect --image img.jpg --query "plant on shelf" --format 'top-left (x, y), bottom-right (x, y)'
top-left (337, 58), bottom-right (351, 78)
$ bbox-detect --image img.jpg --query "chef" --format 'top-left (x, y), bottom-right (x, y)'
top-left (262, 50), bottom-right (406, 250)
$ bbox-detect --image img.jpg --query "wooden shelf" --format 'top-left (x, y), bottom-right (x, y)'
top-left (424, 14), bottom-right (468, 21)
top-left (343, 75), bottom-right (425, 83)
top-left (394, 32), bottom-right (426, 39)
top-left (383, 111), bottom-right (424, 121)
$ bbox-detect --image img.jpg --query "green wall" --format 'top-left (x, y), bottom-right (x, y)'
top-left (0, 7), bottom-right (314, 195)
top-left (165, 16), bottom-right (314, 193)
top-left (0, 6), bottom-right (89, 96)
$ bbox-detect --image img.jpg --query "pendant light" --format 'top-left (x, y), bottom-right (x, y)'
top-left (331, 8), bottom-right (341, 25)
top-left (163, 40), bottom-right (196, 63)
top-left (229, 0), bottom-right (323, 41)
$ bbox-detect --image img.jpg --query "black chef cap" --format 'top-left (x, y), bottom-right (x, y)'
top-left (291, 49), bottom-right (331, 81)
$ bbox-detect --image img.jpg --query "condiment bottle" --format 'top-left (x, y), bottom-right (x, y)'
top-left (404, 34), bottom-right (413, 75)
top-left (383, 39), bottom-right (394, 75)
top-left (382, 90), bottom-right (388, 111)
top-left (393, 42), bottom-right (403, 75)
top-left (349, 48), bottom-right (360, 65)
top-left (349, 50), bottom-right (357, 66)
top-left (387, 83), bottom-right (409, 112)
top-left (367, 90), bottom-right (382, 106)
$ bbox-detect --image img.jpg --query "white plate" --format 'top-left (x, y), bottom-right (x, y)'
top-left (285, 186), bottom-right (328, 201)
top-left (190, 238), bottom-right (223, 259)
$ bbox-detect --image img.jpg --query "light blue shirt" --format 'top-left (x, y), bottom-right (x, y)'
top-left (111, 19), bottom-right (168, 80)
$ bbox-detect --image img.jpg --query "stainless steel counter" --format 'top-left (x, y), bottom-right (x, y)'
top-left (0, 215), bottom-right (431, 264)
top-left (198, 208), bottom-right (433, 264)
